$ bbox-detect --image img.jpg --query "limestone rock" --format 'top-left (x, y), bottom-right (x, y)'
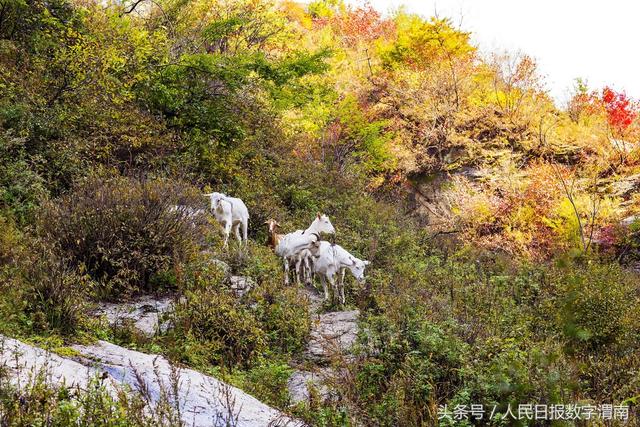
top-left (611, 174), bottom-right (640, 199)
top-left (0, 336), bottom-right (112, 391)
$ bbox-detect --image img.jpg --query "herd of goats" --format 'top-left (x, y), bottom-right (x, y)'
top-left (183, 192), bottom-right (371, 304)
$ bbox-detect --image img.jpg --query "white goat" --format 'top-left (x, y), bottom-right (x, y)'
top-left (309, 241), bottom-right (370, 304)
top-left (275, 213), bottom-right (335, 285)
top-left (204, 192), bottom-right (249, 248)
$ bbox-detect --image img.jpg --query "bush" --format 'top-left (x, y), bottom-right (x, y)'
top-left (0, 227), bottom-right (88, 336)
top-left (348, 312), bottom-right (468, 426)
top-left (23, 246), bottom-right (91, 336)
top-left (169, 286), bottom-right (267, 369)
top-left (0, 134), bottom-right (47, 224)
top-left (543, 262), bottom-right (640, 352)
top-left (161, 247), bottom-right (309, 370)
top-left (243, 362), bottom-right (293, 408)
top-left (252, 277), bottom-right (310, 355)
top-left (38, 175), bottom-right (208, 299)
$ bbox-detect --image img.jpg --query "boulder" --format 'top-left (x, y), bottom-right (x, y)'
top-left (72, 341), bottom-right (302, 427)
top-left (0, 336), bottom-right (112, 391)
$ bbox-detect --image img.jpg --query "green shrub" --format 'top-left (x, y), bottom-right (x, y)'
top-left (38, 175), bottom-right (207, 299)
top-left (0, 134), bottom-right (47, 224)
top-left (23, 247), bottom-right (91, 336)
top-left (351, 313), bottom-right (468, 426)
top-left (243, 362), bottom-right (293, 408)
top-left (0, 229), bottom-right (88, 336)
top-left (167, 268), bottom-right (267, 368)
top-left (544, 262), bottom-right (640, 352)
top-left (252, 278), bottom-right (310, 355)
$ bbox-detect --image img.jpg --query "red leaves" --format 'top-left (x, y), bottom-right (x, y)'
top-left (329, 3), bottom-right (394, 46)
top-left (601, 86), bottom-right (638, 134)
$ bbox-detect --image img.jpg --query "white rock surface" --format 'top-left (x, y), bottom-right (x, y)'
top-left (611, 173), bottom-right (640, 199)
top-left (0, 335), bottom-right (302, 427)
top-left (0, 336), bottom-right (114, 391)
top-left (73, 341), bottom-right (302, 427)
top-left (94, 295), bottom-right (174, 337)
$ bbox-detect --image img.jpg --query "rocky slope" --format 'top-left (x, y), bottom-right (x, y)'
top-left (0, 336), bottom-right (301, 427)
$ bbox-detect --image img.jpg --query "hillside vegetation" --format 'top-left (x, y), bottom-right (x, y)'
top-left (0, 0), bottom-right (639, 425)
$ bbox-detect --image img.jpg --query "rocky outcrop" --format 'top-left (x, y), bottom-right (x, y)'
top-left (0, 335), bottom-right (302, 427)
top-left (287, 368), bottom-right (334, 404)
top-left (93, 295), bottom-right (174, 337)
top-left (0, 336), bottom-right (110, 391)
top-left (73, 341), bottom-right (301, 427)
top-left (611, 173), bottom-right (640, 199)
top-left (288, 285), bottom-right (360, 406)
top-left (305, 310), bottom-right (359, 362)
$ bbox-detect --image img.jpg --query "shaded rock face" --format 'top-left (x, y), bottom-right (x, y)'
top-left (93, 295), bottom-right (174, 337)
top-left (0, 336), bottom-right (302, 427)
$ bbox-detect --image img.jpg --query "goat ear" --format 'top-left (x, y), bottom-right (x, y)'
top-left (275, 221), bottom-right (281, 227)
top-left (316, 212), bottom-right (321, 219)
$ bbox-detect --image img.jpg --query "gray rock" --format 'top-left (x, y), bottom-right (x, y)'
top-left (93, 295), bottom-right (174, 337)
top-left (228, 276), bottom-right (256, 297)
top-left (305, 310), bottom-right (359, 361)
top-left (0, 336), bottom-right (112, 391)
top-left (611, 174), bottom-right (640, 199)
top-left (0, 336), bottom-right (303, 427)
top-left (288, 368), bottom-right (333, 404)
top-left (621, 215), bottom-right (640, 227)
